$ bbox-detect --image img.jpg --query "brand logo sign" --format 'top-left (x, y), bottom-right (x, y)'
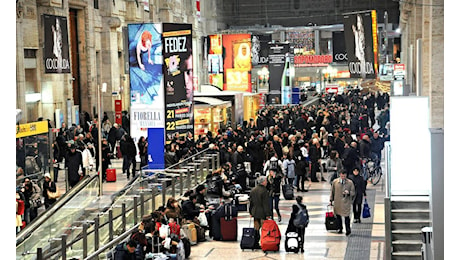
top-left (294, 55), bottom-right (333, 67)
top-left (333, 31), bottom-right (348, 63)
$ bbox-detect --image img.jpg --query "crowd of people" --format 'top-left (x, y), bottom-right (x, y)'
top-left (16, 88), bottom-right (390, 255)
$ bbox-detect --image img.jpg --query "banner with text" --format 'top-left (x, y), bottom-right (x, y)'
top-left (343, 10), bottom-right (379, 78)
top-left (43, 14), bottom-right (71, 73)
top-left (222, 34), bottom-right (252, 92)
top-left (162, 23), bottom-right (194, 141)
top-left (207, 34), bottom-right (224, 89)
top-left (128, 23), bottom-right (164, 167)
top-left (251, 34), bottom-right (272, 66)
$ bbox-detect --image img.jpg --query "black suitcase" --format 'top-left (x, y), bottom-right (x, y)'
top-left (325, 205), bottom-right (339, 231)
top-left (240, 227), bottom-right (256, 250)
top-left (282, 183), bottom-right (294, 200)
top-left (211, 203), bottom-right (237, 240)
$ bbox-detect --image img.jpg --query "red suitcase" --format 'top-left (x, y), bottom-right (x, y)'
top-left (220, 203), bottom-right (238, 241)
top-left (106, 168), bottom-right (117, 182)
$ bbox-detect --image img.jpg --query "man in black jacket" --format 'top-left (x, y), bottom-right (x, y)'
top-left (249, 176), bottom-right (271, 248)
top-left (182, 193), bottom-right (201, 221)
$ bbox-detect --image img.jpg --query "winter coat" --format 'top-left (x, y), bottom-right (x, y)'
top-left (249, 184), bottom-right (271, 219)
top-left (295, 159), bottom-right (308, 176)
top-left (349, 174), bottom-right (367, 204)
top-left (326, 158), bottom-right (343, 175)
top-left (113, 242), bottom-right (136, 260)
top-left (330, 178), bottom-right (355, 217)
top-left (359, 139), bottom-right (371, 158)
top-left (66, 150), bottom-right (84, 183)
top-left (267, 172), bottom-right (283, 196)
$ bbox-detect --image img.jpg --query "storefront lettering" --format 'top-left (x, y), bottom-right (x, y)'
top-left (294, 55), bottom-right (333, 65)
top-left (133, 111), bottom-right (162, 121)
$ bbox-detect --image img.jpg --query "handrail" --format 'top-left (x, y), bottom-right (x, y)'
top-left (16, 174), bottom-right (98, 245)
top-left (84, 223), bottom-right (141, 260)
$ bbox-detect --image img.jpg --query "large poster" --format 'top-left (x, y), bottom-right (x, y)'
top-left (207, 34), bottom-right (224, 89)
top-left (43, 15), bottom-right (71, 73)
top-left (343, 10), bottom-right (379, 78)
top-left (128, 23), bottom-right (164, 168)
top-left (268, 43), bottom-right (290, 104)
top-left (333, 31), bottom-right (348, 63)
top-left (222, 34), bottom-right (252, 92)
top-left (162, 23), bottom-right (194, 141)
top-left (251, 34), bottom-right (272, 66)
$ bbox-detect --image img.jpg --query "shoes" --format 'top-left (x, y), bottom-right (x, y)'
top-left (353, 219), bottom-right (358, 223)
top-left (300, 248), bottom-right (305, 253)
top-left (346, 231), bottom-right (351, 236)
top-left (321, 178), bottom-right (326, 182)
top-left (311, 179), bottom-right (319, 182)
top-left (358, 219), bottom-right (361, 223)
top-left (278, 216), bottom-right (282, 222)
top-left (337, 229), bottom-right (343, 234)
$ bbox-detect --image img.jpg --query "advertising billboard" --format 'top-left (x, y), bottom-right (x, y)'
top-left (207, 34), bottom-right (224, 89)
top-left (251, 34), bottom-right (272, 66)
top-left (43, 14), bottom-right (71, 73)
top-left (222, 34), bottom-right (252, 92)
top-left (333, 31), bottom-right (348, 63)
top-left (127, 23), bottom-right (164, 168)
top-left (343, 10), bottom-right (379, 78)
top-left (162, 23), bottom-right (194, 141)
top-left (268, 43), bottom-right (290, 104)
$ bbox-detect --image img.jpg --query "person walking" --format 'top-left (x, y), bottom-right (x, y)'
top-left (348, 167), bottom-right (367, 223)
top-left (295, 154), bottom-right (308, 192)
top-left (120, 134), bottom-right (137, 179)
top-left (325, 150), bottom-right (343, 184)
top-left (65, 144), bottom-right (84, 188)
top-left (249, 176), bottom-right (271, 249)
top-left (137, 136), bottom-right (148, 171)
top-left (286, 196), bottom-right (309, 253)
top-left (330, 170), bottom-right (355, 236)
top-left (267, 169), bottom-right (284, 222)
top-left (283, 154), bottom-right (296, 186)
top-left (42, 172), bottom-right (57, 209)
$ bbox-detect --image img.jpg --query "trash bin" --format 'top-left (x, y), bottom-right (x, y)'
top-left (421, 226), bottom-right (433, 260)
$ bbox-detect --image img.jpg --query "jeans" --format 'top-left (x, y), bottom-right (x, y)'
top-left (269, 195), bottom-right (281, 218)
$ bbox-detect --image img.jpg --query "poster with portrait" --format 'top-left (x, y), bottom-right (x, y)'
top-left (43, 15), bottom-right (71, 73)
top-left (162, 23), bottom-right (194, 141)
top-left (127, 23), bottom-right (164, 167)
top-left (343, 10), bottom-right (379, 78)
top-left (222, 34), bottom-right (252, 92)
top-left (207, 34), bottom-right (224, 89)
top-left (251, 34), bottom-right (272, 66)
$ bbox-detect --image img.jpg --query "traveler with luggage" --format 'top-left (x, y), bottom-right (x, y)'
top-left (249, 176), bottom-right (271, 249)
top-left (348, 167), bottom-right (367, 223)
top-left (267, 168), bottom-right (284, 222)
top-left (330, 170), bottom-right (355, 236)
top-left (285, 196), bottom-right (309, 253)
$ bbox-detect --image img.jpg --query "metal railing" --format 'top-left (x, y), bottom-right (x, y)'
top-left (17, 150), bottom-right (220, 260)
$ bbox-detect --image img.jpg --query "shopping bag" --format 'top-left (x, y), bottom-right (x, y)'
top-left (362, 198), bottom-right (371, 218)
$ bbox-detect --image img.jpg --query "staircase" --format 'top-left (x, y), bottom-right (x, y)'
top-left (390, 196), bottom-right (431, 260)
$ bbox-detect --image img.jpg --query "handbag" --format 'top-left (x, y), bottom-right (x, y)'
top-left (362, 198), bottom-right (371, 218)
top-left (47, 187), bottom-right (61, 199)
top-left (30, 198), bottom-right (42, 208)
top-left (197, 211), bottom-right (208, 227)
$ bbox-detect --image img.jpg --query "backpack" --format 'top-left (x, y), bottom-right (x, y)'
top-left (207, 175), bottom-right (222, 195)
top-left (267, 159), bottom-right (282, 175)
top-left (293, 204), bottom-right (309, 228)
top-left (25, 156), bottom-right (41, 174)
top-left (286, 160), bottom-right (296, 178)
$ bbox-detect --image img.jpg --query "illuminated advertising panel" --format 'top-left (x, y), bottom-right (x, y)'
top-left (343, 10), bottom-right (379, 78)
top-left (222, 34), bottom-right (252, 92)
top-left (43, 15), bottom-right (71, 73)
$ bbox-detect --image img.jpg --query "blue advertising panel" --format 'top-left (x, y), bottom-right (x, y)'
top-left (147, 128), bottom-right (165, 169)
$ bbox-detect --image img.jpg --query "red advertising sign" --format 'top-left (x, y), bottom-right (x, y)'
top-left (115, 99), bottom-right (122, 125)
top-left (222, 34), bottom-right (252, 92)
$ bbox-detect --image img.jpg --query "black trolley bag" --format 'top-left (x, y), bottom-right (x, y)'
top-left (240, 218), bottom-right (256, 250)
top-left (325, 205), bottom-right (339, 231)
top-left (282, 179), bottom-right (295, 200)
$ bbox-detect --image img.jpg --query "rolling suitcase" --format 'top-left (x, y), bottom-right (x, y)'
top-left (106, 168), bottom-right (117, 182)
top-left (282, 180), bottom-right (294, 200)
top-left (285, 232), bottom-right (300, 253)
top-left (260, 219), bottom-right (281, 253)
top-left (240, 218), bottom-right (256, 251)
top-left (181, 223), bottom-right (197, 245)
top-left (234, 194), bottom-right (249, 212)
top-left (325, 205), bottom-right (339, 231)
top-left (220, 203), bottom-right (238, 241)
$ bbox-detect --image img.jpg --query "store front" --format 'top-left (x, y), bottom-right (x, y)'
top-left (194, 97), bottom-right (231, 139)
